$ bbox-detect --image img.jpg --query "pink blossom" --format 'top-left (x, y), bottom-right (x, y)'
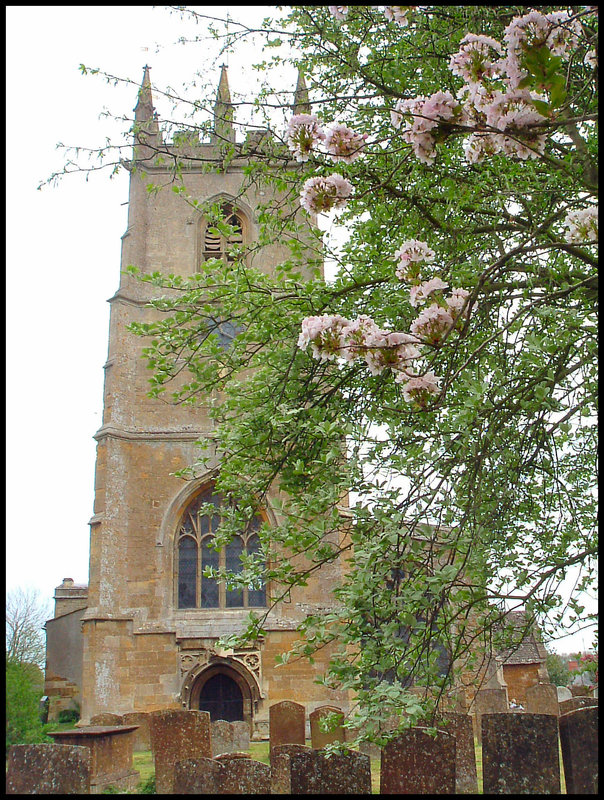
top-left (338, 315), bottom-right (381, 362)
top-left (324, 124), bottom-right (368, 163)
top-left (286, 114), bottom-right (326, 162)
top-left (394, 239), bottom-right (435, 281)
top-left (502, 11), bottom-right (553, 88)
top-left (409, 277), bottom-right (449, 307)
top-left (545, 10), bottom-right (583, 59)
top-left (562, 206), bottom-right (598, 243)
top-left (299, 174), bottom-right (353, 214)
top-left (463, 132), bottom-right (506, 163)
top-left (410, 303), bottom-right (455, 345)
top-left (446, 287), bottom-right (471, 319)
top-left (363, 330), bottom-right (421, 376)
top-left (449, 33), bottom-right (504, 84)
top-left (398, 370), bottom-right (441, 407)
top-left (298, 314), bottom-right (350, 360)
top-left (484, 89), bottom-right (546, 132)
top-left (383, 6), bottom-right (413, 27)
top-left (328, 6), bottom-right (348, 20)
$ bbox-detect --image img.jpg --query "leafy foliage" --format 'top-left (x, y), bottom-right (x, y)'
top-left (6, 661), bottom-right (49, 751)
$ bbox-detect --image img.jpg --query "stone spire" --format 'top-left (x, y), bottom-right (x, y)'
top-left (293, 69), bottom-right (311, 115)
top-left (212, 64), bottom-right (235, 144)
top-left (133, 65), bottom-right (161, 146)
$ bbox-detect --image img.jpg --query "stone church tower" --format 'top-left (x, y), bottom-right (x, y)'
top-left (45, 67), bottom-right (349, 735)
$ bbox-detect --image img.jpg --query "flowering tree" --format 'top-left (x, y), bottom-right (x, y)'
top-left (54, 5), bottom-right (597, 737)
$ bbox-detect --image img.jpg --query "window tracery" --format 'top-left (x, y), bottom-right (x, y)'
top-left (176, 485), bottom-right (266, 610)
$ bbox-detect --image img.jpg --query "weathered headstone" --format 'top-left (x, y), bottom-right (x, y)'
top-left (122, 712), bottom-right (151, 752)
top-left (89, 712), bottom-right (124, 726)
top-left (593, 686), bottom-right (598, 698)
top-left (212, 719), bottom-right (235, 756)
top-left (219, 756), bottom-right (271, 794)
top-left (558, 706), bottom-right (598, 794)
top-left (556, 686), bottom-right (572, 703)
top-left (149, 709), bottom-right (211, 794)
top-left (310, 705), bottom-right (345, 749)
top-left (231, 719), bottom-right (250, 751)
top-left (437, 712), bottom-right (478, 794)
top-left (269, 700), bottom-right (306, 748)
top-left (174, 757), bottom-right (224, 793)
top-left (473, 687), bottom-right (508, 744)
top-left (525, 682), bottom-right (559, 716)
top-left (270, 743), bottom-right (313, 793)
top-left (318, 749), bottom-right (372, 795)
top-left (481, 712), bottom-right (560, 794)
top-left (570, 684), bottom-right (591, 696)
top-left (559, 695), bottom-right (598, 715)
top-left (289, 749), bottom-right (324, 794)
top-left (6, 743), bottom-right (91, 794)
top-left (380, 727), bottom-right (456, 794)
top-left (47, 725), bottom-right (139, 793)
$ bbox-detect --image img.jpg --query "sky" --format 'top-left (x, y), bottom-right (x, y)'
top-left (6, 6), bottom-right (596, 655)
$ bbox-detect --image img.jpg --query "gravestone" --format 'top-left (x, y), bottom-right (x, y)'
top-left (556, 686), bottom-right (572, 702)
top-left (310, 705), bottom-right (345, 749)
top-left (571, 684), bottom-right (591, 696)
top-left (380, 727), bottom-right (456, 794)
top-left (525, 682), bottom-right (559, 716)
top-left (212, 719), bottom-right (235, 756)
top-left (437, 712), bottom-right (478, 794)
top-left (89, 712), bottom-right (123, 726)
top-left (214, 752), bottom-right (251, 762)
top-left (149, 709), bottom-right (211, 794)
top-left (269, 700), bottom-right (306, 748)
top-left (558, 706), bottom-right (598, 794)
top-left (122, 712), bottom-right (151, 752)
top-left (559, 696), bottom-right (598, 715)
top-left (473, 687), bottom-right (508, 744)
top-left (47, 725), bottom-right (139, 793)
top-left (289, 749), bottom-right (323, 794)
top-left (219, 756), bottom-right (271, 794)
top-left (270, 743), bottom-right (313, 793)
top-left (231, 720), bottom-right (250, 751)
top-left (318, 749), bottom-right (372, 794)
top-left (174, 757), bottom-right (224, 793)
top-left (481, 713), bottom-right (560, 794)
top-left (6, 743), bottom-right (91, 794)
top-left (593, 686), bottom-right (598, 698)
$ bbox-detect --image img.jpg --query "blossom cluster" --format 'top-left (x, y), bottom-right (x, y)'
top-left (392, 9), bottom-right (590, 164)
top-left (286, 114), bottom-right (325, 162)
top-left (328, 6), bottom-right (348, 20)
top-left (298, 239), bottom-right (471, 408)
top-left (562, 206), bottom-right (598, 244)
top-left (383, 7), bottom-right (413, 27)
top-left (299, 174), bottom-right (353, 214)
top-left (287, 115), bottom-right (366, 214)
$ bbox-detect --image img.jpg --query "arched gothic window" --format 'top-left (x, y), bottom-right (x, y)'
top-left (202, 205), bottom-right (244, 264)
top-left (176, 485), bottom-right (266, 610)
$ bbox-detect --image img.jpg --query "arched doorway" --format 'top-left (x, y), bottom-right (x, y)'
top-left (199, 673), bottom-right (244, 721)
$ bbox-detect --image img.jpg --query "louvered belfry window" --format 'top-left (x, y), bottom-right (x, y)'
top-left (203, 206), bottom-right (244, 263)
top-left (176, 485), bottom-right (266, 609)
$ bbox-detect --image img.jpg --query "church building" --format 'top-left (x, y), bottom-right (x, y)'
top-left (44, 66), bottom-right (350, 736)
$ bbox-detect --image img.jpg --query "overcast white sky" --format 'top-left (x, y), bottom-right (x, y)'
top-left (6, 5), bottom-right (595, 655)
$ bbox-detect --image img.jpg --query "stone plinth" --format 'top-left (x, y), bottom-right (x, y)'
top-left (149, 709), bottom-right (211, 794)
top-left (174, 757), bottom-right (224, 793)
top-left (559, 706), bottom-right (598, 794)
top-left (559, 696), bottom-right (598, 715)
top-left (310, 705), bottom-right (345, 749)
top-left (380, 728), bottom-right (456, 794)
top-left (525, 682), bottom-right (559, 716)
top-left (270, 743), bottom-right (313, 793)
top-left (437, 713), bottom-right (478, 794)
top-left (481, 713), bottom-right (560, 794)
top-left (269, 700), bottom-right (306, 749)
top-left (219, 756), bottom-right (271, 794)
top-left (6, 743), bottom-right (91, 794)
top-left (47, 725), bottom-right (139, 793)
top-left (473, 687), bottom-right (509, 744)
top-left (122, 712), bottom-right (151, 751)
top-left (89, 713), bottom-right (123, 726)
